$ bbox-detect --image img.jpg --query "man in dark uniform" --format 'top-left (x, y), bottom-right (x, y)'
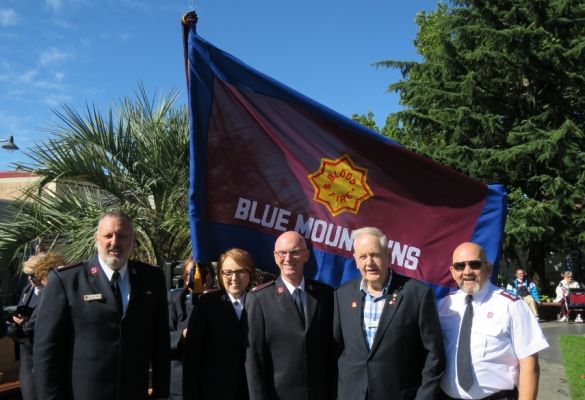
top-left (33, 212), bottom-right (170, 400)
top-left (245, 231), bottom-right (335, 400)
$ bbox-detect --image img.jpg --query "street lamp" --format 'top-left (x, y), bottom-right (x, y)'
top-left (1, 136), bottom-right (19, 151)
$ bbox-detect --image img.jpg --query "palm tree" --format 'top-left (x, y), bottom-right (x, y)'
top-left (0, 85), bottom-right (191, 297)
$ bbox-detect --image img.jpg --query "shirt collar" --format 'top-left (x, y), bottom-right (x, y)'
top-left (360, 270), bottom-right (392, 297)
top-left (227, 291), bottom-right (246, 304)
top-left (97, 257), bottom-right (128, 281)
top-left (281, 276), bottom-right (305, 295)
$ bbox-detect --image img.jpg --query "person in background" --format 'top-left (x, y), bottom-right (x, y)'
top-left (33, 211), bottom-right (170, 400)
top-left (506, 268), bottom-right (541, 319)
top-left (8, 252), bottom-right (66, 400)
top-left (183, 248), bottom-right (255, 400)
top-left (246, 231), bottom-right (335, 400)
top-left (334, 227), bottom-right (445, 399)
top-left (169, 257), bottom-right (197, 400)
top-left (555, 271), bottom-right (582, 322)
top-left (438, 242), bottom-right (548, 400)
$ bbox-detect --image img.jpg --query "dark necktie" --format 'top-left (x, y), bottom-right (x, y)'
top-left (111, 271), bottom-right (123, 317)
top-left (293, 288), bottom-right (305, 327)
top-left (457, 294), bottom-right (474, 391)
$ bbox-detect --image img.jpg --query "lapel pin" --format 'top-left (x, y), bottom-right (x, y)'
top-left (351, 301), bottom-right (357, 308)
top-left (276, 286), bottom-right (284, 296)
top-left (83, 293), bottom-right (104, 302)
top-left (89, 267), bottom-right (99, 276)
top-left (389, 292), bottom-right (399, 305)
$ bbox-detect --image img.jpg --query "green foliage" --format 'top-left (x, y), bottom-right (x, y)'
top-left (351, 111), bottom-right (381, 133)
top-left (559, 335), bottom-right (585, 399)
top-left (378, 0), bottom-right (585, 280)
top-left (0, 85), bottom-right (192, 289)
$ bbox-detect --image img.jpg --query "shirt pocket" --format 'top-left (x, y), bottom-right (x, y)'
top-left (472, 322), bottom-right (505, 358)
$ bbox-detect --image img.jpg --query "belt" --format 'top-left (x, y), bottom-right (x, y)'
top-left (440, 388), bottom-right (518, 400)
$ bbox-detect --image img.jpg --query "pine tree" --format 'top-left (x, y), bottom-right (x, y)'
top-left (381, 0), bottom-right (585, 287)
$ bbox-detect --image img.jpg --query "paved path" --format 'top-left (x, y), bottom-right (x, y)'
top-left (538, 320), bottom-right (585, 399)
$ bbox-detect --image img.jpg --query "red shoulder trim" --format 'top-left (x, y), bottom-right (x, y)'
top-left (57, 262), bottom-right (83, 271)
top-left (251, 280), bottom-right (275, 293)
top-left (497, 290), bottom-right (520, 302)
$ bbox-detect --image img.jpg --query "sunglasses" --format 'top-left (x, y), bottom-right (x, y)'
top-left (452, 260), bottom-right (484, 271)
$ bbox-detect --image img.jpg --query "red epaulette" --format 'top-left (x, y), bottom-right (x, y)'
top-left (57, 262), bottom-right (83, 271)
top-left (497, 290), bottom-right (520, 302)
top-left (251, 280), bottom-right (275, 293)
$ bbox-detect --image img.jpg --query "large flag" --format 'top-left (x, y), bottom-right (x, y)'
top-left (182, 13), bottom-right (506, 296)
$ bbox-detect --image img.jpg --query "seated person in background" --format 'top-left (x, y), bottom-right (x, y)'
top-left (555, 271), bottom-right (582, 322)
top-left (506, 268), bottom-right (541, 319)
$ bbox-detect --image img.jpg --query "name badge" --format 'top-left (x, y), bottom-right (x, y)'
top-left (83, 293), bottom-right (104, 302)
top-left (365, 319), bottom-right (379, 329)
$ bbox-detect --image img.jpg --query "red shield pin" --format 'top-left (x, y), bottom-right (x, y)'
top-left (90, 267), bottom-right (98, 276)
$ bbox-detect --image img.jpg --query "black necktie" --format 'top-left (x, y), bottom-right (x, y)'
top-left (457, 294), bottom-right (474, 391)
top-left (111, 271), bottom-right (123, 317)
top-left (293, 288), bottom-right (305, 327)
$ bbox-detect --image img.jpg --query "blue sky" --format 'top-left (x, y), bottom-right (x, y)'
top-left (0, 0), bottom-right (436, 170)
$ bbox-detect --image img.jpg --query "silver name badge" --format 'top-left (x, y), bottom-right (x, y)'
top-left (83, 293), bottom-right (104, 302)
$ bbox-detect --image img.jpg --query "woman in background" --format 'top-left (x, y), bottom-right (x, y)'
top-left (169, 257), bottom-right (196, 400)
top-left (183, 248), bottom-right (255, 400)
top-left (9, 252), bottom-right (66, 400)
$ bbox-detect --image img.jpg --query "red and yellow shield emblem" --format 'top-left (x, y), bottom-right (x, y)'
top-left (308, 154), bottom-right (374, 216)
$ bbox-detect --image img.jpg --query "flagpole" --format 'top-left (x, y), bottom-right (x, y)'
top-left (181, 11), bottom-right (198, 87)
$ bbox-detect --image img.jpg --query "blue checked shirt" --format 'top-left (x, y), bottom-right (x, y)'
top-left (360, 274), bottom-right (392, 350)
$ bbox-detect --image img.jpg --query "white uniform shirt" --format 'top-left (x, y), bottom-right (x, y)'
top-left (438, 282), bottom-right (549, 399)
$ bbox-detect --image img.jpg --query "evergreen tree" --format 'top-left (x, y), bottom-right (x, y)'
top-left (380, 0), bottom-right (585, 287)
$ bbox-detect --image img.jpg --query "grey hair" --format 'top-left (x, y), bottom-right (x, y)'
top-left (351, 227), bottom-right (388, 250)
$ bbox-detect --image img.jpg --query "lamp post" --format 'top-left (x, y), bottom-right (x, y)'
top-left (1, 136), bottom-right (19, 151)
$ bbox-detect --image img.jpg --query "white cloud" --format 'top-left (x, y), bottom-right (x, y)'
top-left (40, 47), bottom-right (70, 66)
top-left (45, 0), bottom-right (62, 12)
top-left (55, 72), bottom-right (65, 81)
top-left (43, 93), bottom-right (72, 107)
top-left (19, 69), bottom-right (39, 84)
top-left (0, 9), bottom-right (17, 27)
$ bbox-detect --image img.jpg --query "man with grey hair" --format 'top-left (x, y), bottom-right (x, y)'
top-left (34, 211), bottom-right (170, 400)
top-left (333, 227), bottom-right (445, 399)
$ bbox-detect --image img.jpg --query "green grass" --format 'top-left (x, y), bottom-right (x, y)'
top-left (558, 335), bottom-right (585, 399)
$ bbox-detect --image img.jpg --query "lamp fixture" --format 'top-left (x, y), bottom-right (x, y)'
top-left (1, 136), bottom-right (19, 151)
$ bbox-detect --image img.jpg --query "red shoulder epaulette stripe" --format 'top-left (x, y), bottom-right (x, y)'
top-left (57, 262), bottom-right (83, 271)
top-left (251, 280), bottom-right (275, 292)
top-left (497, 290), bottom-right (520, 301)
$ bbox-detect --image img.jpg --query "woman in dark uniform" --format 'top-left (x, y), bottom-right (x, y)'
top-left (183, 248), bottom-right (256, 400)
top-left (9, 252), bottom-right (66, 400)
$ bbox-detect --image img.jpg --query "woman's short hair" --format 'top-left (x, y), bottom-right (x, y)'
top-left (23, 252), bottom-right (67, 283)
top-left (217, 248), bottom-right (256, 289)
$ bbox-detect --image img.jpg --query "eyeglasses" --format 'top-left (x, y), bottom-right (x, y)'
top-left (221, 270), bottom-right (249, 278)
top-left (274, 249), bottom-right (307, 259)
top-left (452, 260), bottom-right (484, 271)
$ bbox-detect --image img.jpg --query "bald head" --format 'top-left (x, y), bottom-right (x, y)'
top-left (274, 231), bottom-right (308, 286)
top-left (450, 242), bottom-right (491, 294)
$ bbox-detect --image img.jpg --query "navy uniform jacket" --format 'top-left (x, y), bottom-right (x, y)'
top-left (168, 287), bottom-right (195, 398)
top-left (245, 277), bottom-right (335, 400)
top-left (183, 289), bottom-right (249, 400)
top-left (11, 284), bottom-right (41, 400)
top-left (33, 256), bottom-right (171, 400)
top-left (333, 273), bottom-right (445, 400)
